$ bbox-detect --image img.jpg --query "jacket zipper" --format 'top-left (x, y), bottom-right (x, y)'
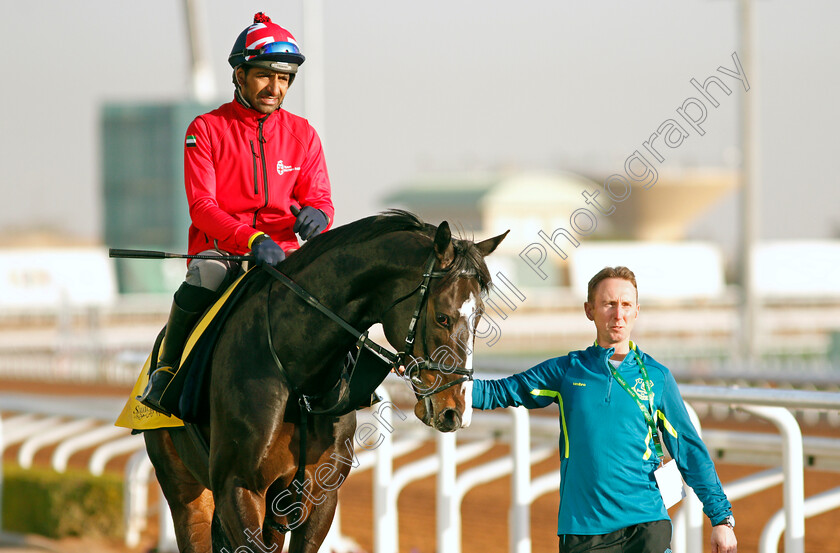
top-left (253, 117), bottom-right (270, 228)
top-left (249, 140), bottom-right (258, 194)
top-left (259, 118), bottom-right (269, 206)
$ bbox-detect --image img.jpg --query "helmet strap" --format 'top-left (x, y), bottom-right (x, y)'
top-left (234, 87), bottom-right (252, 110)
top-left (232, 69), bottom-right (252, 109)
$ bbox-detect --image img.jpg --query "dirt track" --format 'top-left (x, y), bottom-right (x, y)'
top-left (1, 379), bottom-right (839, 553)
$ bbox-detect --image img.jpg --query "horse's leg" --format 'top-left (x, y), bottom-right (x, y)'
top-left (285, 414), bottom-right (355, 553)
top-left (287, 489), bottom-right (339, 553)
top-left (145, 429), bottom-right (214, 553)
top-left (209, 425), bottom-right (279, 550)
top-left (212, 474), bottom-right (271, 549)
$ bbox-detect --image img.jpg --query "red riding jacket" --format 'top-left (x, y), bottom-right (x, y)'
top-left (183, 98), bottom-right (334, 256)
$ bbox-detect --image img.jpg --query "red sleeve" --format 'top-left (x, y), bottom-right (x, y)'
top-left (292, 124), bottom-right (335, 228)
top-left (184, 117), bottom-right (257, 249)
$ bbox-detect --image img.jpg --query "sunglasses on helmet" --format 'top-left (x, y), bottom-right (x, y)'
top-left (244, 41), bottom-right (301, 59)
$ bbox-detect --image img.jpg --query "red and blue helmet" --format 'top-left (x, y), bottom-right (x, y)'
top-left (228, 13), bottom-right (305, 74)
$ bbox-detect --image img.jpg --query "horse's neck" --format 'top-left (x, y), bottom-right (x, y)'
top-left (299, 238), bottom-right (428, 329)
top-left (273, 238), bottom-right (428, 386)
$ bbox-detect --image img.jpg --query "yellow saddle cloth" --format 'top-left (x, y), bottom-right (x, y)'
top-left (115, 271), bottom-right (251, 431)
top-left (115, 352), bottom-right (184, 430)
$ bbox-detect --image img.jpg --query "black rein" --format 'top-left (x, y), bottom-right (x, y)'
top-left (260, 252), bottom-right (475, 407)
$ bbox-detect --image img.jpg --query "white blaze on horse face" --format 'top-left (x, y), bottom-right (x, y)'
top-left (461, 381), bottom-right (474, 428)
top-left (457, 293), bottom-right (476, 427)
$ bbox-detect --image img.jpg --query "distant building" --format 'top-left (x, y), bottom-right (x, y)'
top-left (384, 168), bottom-right (736, 240)
top-left (102, 101), bottom-right (214, 293)
top-left (383, 169), bottom-right (736, 289)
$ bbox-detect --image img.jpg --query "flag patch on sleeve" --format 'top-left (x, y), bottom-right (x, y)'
top-left (185, 135), bottom-right (197, 148)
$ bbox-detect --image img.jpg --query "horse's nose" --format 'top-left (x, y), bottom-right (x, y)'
top-left (415, 398), bottom-right (433, 426)
top-left (436, 408), bottom-right (462, 432)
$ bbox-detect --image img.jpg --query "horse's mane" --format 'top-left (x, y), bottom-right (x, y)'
top-left (281, 209), bottom-right (492, 291)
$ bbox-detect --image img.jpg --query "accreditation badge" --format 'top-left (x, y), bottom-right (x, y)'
top-left (654, 459), bottom-right (687, 508)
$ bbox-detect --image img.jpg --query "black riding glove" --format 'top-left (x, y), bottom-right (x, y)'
top-left (250, 234), bottom-right (286, 266)
top-left (291, 205), bottom-right (329, 241)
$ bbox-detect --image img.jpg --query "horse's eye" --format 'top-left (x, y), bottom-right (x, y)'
top-left (435, 313), bottom-right (450, 327)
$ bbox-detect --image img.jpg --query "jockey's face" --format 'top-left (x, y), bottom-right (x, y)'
top-left (236, 66), bottom-right (291, 115)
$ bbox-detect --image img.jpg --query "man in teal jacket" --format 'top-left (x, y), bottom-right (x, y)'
top-left (472, 266), bottom-right (737, 553)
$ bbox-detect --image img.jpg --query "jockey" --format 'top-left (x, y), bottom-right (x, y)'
top-left (138, 12), bottom-right (334, 415)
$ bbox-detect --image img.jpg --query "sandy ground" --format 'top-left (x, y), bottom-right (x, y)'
top-left (1, 378), bottom-right (839, 553)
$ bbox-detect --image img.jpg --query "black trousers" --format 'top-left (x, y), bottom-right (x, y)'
top-left (558, 520), bottom-right (672, 553)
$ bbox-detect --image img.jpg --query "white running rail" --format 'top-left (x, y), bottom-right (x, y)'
top-left (4, 384), bottom-right (840, 553)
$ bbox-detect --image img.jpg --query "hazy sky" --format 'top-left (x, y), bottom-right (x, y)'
top-left (1, 1), bottom-right (838, 251)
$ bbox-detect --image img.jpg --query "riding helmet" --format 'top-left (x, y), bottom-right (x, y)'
top-left (228, 12), bottom-right (305, 74)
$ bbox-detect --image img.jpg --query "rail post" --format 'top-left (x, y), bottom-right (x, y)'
top-left (124, 449), bottom-right (153, 548)
top-left (683, 402), bottom-right (705, 553)
top-left (373, 386), bottom-right (395, 553)
top-left (510, 406), bottom-right (531, 553)
top-left (738, 405), bottom-right (804, 553)
top-left (437, 431), bottom-right (458, 553)
top-left (760, 486), bottom-right (840, 553)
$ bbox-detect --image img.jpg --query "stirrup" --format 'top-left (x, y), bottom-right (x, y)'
top-left (361, 391), bottom-right (383, 409)
top-left (137, 367), bottom-right (176, 416)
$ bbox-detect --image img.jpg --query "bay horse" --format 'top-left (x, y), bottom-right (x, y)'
top-left (144, 211), bottom-right (507, 552)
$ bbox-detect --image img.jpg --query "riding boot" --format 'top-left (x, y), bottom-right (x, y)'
top-left (137, 283), bottom-right (216, 415)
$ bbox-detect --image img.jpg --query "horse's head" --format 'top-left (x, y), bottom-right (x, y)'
top-left (383, 221), bottom-right (507, 432)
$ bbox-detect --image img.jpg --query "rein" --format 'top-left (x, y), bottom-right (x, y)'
top-left (260, 251), bottom-right (475, 408)
top-left (262, 263), bottom-right (400, 370)
top-left (396, 257), bottom-right (475, 399)
top-left (258, 250), bottom-right (475, 532)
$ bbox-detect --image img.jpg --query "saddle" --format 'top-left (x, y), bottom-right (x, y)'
top-left (115, 270), bottom-right (258, 431)
top-left (116, 267), bottom-right (391, 431)
top-left (160, 269), bottom-right (261, 422)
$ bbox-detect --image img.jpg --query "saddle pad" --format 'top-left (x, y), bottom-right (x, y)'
top-left (115, 351), bottom-right (185, 430)
top-left (115, 269), bottom-right (256, 431)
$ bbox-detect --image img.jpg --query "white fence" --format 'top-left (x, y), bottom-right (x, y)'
top-left (0, 393), bottom-right (168, 549)
top-left (360, 383), bottom-right (840, 553)
top-left (2, 384), bottom-right (840, 553)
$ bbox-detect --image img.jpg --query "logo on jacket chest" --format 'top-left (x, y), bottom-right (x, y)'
top-left (633, 378), bottom-right (654, 401)
top-left (277, 160), bottom-right (301, 175)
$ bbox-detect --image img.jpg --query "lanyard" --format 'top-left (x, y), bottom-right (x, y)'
top-left (600, 342), bottom-right (663, 459)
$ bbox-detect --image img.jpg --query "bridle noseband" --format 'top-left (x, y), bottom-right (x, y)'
top-left (390, 253), bottom-right (475, 400)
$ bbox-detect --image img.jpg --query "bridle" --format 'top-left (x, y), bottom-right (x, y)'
top-left (384, 253), bottom-right (475, 399)
top-left (261, 250), bottom-right (476, 405)
top-left (258, 248), bottom-right (477, 535)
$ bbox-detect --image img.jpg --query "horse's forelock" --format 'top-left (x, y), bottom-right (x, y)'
top-left (441, 239), bottom-right (492, 293)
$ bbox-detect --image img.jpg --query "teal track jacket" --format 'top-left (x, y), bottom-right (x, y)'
top-left (472, 343), bottom-right (732, 535)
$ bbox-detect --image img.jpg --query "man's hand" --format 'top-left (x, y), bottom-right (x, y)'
top-left (291, 205), bottom-right (328, 240)
top-left (250, 234), bottom-right (286, 266)
top-left (711, 525), bottom-right (737, 553)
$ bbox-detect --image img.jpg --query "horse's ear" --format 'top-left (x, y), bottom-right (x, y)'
top-left (476, 230), bottom-right (509, 257)
top-left (434, 221), bottom-right (455, 268)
